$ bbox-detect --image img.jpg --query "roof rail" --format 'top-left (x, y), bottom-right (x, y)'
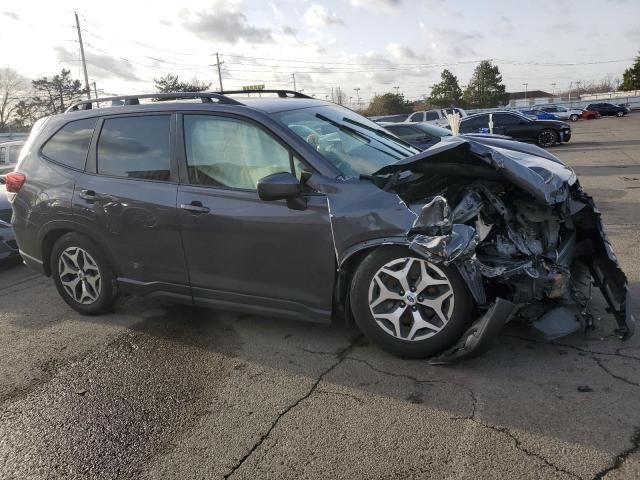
top-left (219, 89), bottom-right (312, 99)
top-left (65, 92), bottom-right (244, 113)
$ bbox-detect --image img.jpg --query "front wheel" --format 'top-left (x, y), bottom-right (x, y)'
top-left (616, 110), bottom-right (624, 117)
top-left (537, 128), bottom-right (558, 148)
top-left (569, 114), bottom-right (579, 122)
top-left (51, 232), bottom-right (119, 315)
top-left (350, 247), bottom-right (473, 358)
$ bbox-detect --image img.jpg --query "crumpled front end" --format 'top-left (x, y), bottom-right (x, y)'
top-left (373, 137), bottom-right (635, 363)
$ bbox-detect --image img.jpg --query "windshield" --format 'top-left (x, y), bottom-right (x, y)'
top-left (274, 105), bottom-right (419, 178)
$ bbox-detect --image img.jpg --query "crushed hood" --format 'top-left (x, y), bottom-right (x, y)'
top-left (373, 136), bottom-right (577, 205)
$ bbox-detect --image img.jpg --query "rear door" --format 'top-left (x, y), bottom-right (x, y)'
top-left (73, 113), bottom-right (190, 296)
top-left (175, 112), bottom-right (336, 321)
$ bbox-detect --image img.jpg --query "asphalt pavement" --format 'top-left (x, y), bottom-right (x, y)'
top-left (0, 115), bottom-right (639, 480)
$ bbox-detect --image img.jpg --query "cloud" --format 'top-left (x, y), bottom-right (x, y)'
top-left (2, 11), bottom-right (19, 20)
top-left (624, 30), bottom-right (640, 42)
top-left (385, 43), bottom-right (425, 61)
top-left (350, 0), bottom-right (402, 13)
top-left (496, 16), bottom-right (513, 35)
top-left (183, 11), bottom-right (273, 44)
top-left (304, 4), bottom-right (346, 29)
top-left (54, 46), bottom-right (141, 82)
top-left (419, 25), bottom-right (483, 57)
top-left (282, 25), bottom-right (297, 36)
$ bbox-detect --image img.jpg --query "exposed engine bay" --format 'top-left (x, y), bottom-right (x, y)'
top-left (367, 137), bottom-right (634, 363)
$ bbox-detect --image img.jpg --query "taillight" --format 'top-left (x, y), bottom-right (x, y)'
top-left (4, 172), bottom-right (26, 193)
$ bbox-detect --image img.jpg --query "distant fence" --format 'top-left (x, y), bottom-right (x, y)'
top-left (0, 132), bottom-right (28, 143)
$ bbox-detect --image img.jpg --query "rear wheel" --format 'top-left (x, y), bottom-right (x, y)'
top-left (569, 114), bottom-right (579, 122)
top-left (51, 233), bottom-right (118, 315)
top-left (537, 128), bottom-right (558, 148)
top-left (350, 247), bottom-right (472, 358)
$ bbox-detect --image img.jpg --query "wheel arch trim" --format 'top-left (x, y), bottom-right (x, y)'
top-left (37, 220), bottom-right (122, 276)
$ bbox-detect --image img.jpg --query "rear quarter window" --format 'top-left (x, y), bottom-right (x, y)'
top-left (41, 118), bottom-right (97, 170)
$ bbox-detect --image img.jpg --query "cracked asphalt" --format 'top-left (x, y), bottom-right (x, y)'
top-left (1, 115), bottom-right (640, 479)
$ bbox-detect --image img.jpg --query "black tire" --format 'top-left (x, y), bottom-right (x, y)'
top-left (536, 128), bottom-right (558, 148)
top-left (569, 114), bottom-right (579, 122)
top-left (350, 246), bottom-right (473, 358)
top-left (51, 232), bottom-right (118, 315)
top-left (616, 110), bottom-right (624, 117)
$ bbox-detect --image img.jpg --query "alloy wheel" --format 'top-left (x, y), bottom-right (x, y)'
top-left (368, 257), bottom-right (454, 341)
top-left (58, 246), bottom-right (102, 304)
top-left (538, 130), bottom-right (556, 147)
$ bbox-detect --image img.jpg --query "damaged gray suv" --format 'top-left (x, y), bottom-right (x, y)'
top-left (5, 91), bottom-right (634, 363)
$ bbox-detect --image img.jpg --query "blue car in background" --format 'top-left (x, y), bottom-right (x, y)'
top-left (519, 109), bottom-right (558, 120)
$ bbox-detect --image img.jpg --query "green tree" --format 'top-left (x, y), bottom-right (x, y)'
top-left (13, 69), bottom-right (86, 127)
top-left (463, 60), bottom-right (508, 108)
top-left (428, 69), bottom-right (463, 107)
top-left (618, 52), bottom-right (640, 91)
top-left (364, 93), bottom-right (412, 115)
top-left (154, 73), bottom-right (210, 93)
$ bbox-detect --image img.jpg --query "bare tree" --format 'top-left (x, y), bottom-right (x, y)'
top-left (0, 68), bottom-right (29, 130)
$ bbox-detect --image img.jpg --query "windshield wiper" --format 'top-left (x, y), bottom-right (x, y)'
top-left (342, 117), bottom-right (416, 156)
top-left (315, 113), bottom-right (370, 143)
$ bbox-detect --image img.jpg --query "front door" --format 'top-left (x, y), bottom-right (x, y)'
top-left (176, 113), bottom-right (336, 321)
top-left (73, 113), bottom-right (190, 295)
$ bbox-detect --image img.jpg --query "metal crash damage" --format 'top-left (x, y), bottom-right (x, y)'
top-left (327, 136), bottom-right (636, 364)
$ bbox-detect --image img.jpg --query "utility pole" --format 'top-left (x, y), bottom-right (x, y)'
top-left (74, 12), bottom-right (91, 100)
top-left (393, 86), bottom-right (400, 95)
top-left (92, 81), bottom-right (99, 107)
top-left (522, 83), bottom-right (528, 106)
top-left (214, 53), bottom-right (224, 93)
top-left (551, 83), bottom-right (556, 97)
top-left (354, 87), bottom-right (361, 107)
top-left (568, 81), bottom-right (572, 106)
top-left (291, 73), bottom-right (296, 91)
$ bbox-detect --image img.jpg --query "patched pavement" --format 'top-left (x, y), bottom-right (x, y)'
top-left (1, 115), bottom-right (639, 479)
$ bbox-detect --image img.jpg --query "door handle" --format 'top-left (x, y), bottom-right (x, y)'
top-left (79, 189), bottom-right (99, 201)
top-left (180, 201), bottom-right (210, 214)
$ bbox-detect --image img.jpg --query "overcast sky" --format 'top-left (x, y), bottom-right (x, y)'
top-left (1, 0), bottom-right (639, 104)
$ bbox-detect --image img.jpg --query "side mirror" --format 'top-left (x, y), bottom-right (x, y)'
top-left (257, 172), bottom-right (307, 210)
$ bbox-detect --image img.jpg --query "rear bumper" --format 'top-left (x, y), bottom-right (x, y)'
top-left (19, 249), bottom-right (46, 274)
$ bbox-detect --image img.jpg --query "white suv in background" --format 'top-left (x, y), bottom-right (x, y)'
top-left (405, 107), bottom-right (467, 127)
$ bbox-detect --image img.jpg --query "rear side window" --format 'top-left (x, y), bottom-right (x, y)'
top-left (41, 118), bottom-right (97, 170)
top-left (97, 115), bottom-right (171, 181)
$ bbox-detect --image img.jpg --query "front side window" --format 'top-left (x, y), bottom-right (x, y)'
top-left (274, 105), bottom-right (418, 178)
top-left (183, 115), bottom-right (292, 190)
top-left (0, 146), bottom-right (5, 164)
top-left (97, 115), bottom-right (171, 181)
top-left (41, 118), bottom-right (97, 170)
top-left (409, 112), bottom-right (423, 122)
top-left (493, 113), bottom-right (519, 126)
top-left (425, 111), bottom-right (439, 121)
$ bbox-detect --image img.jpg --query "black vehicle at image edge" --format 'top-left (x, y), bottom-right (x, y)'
top-left (3, 91), bottom-right (635, 363)
top-left (460, 111), bottom-right (572, 148)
